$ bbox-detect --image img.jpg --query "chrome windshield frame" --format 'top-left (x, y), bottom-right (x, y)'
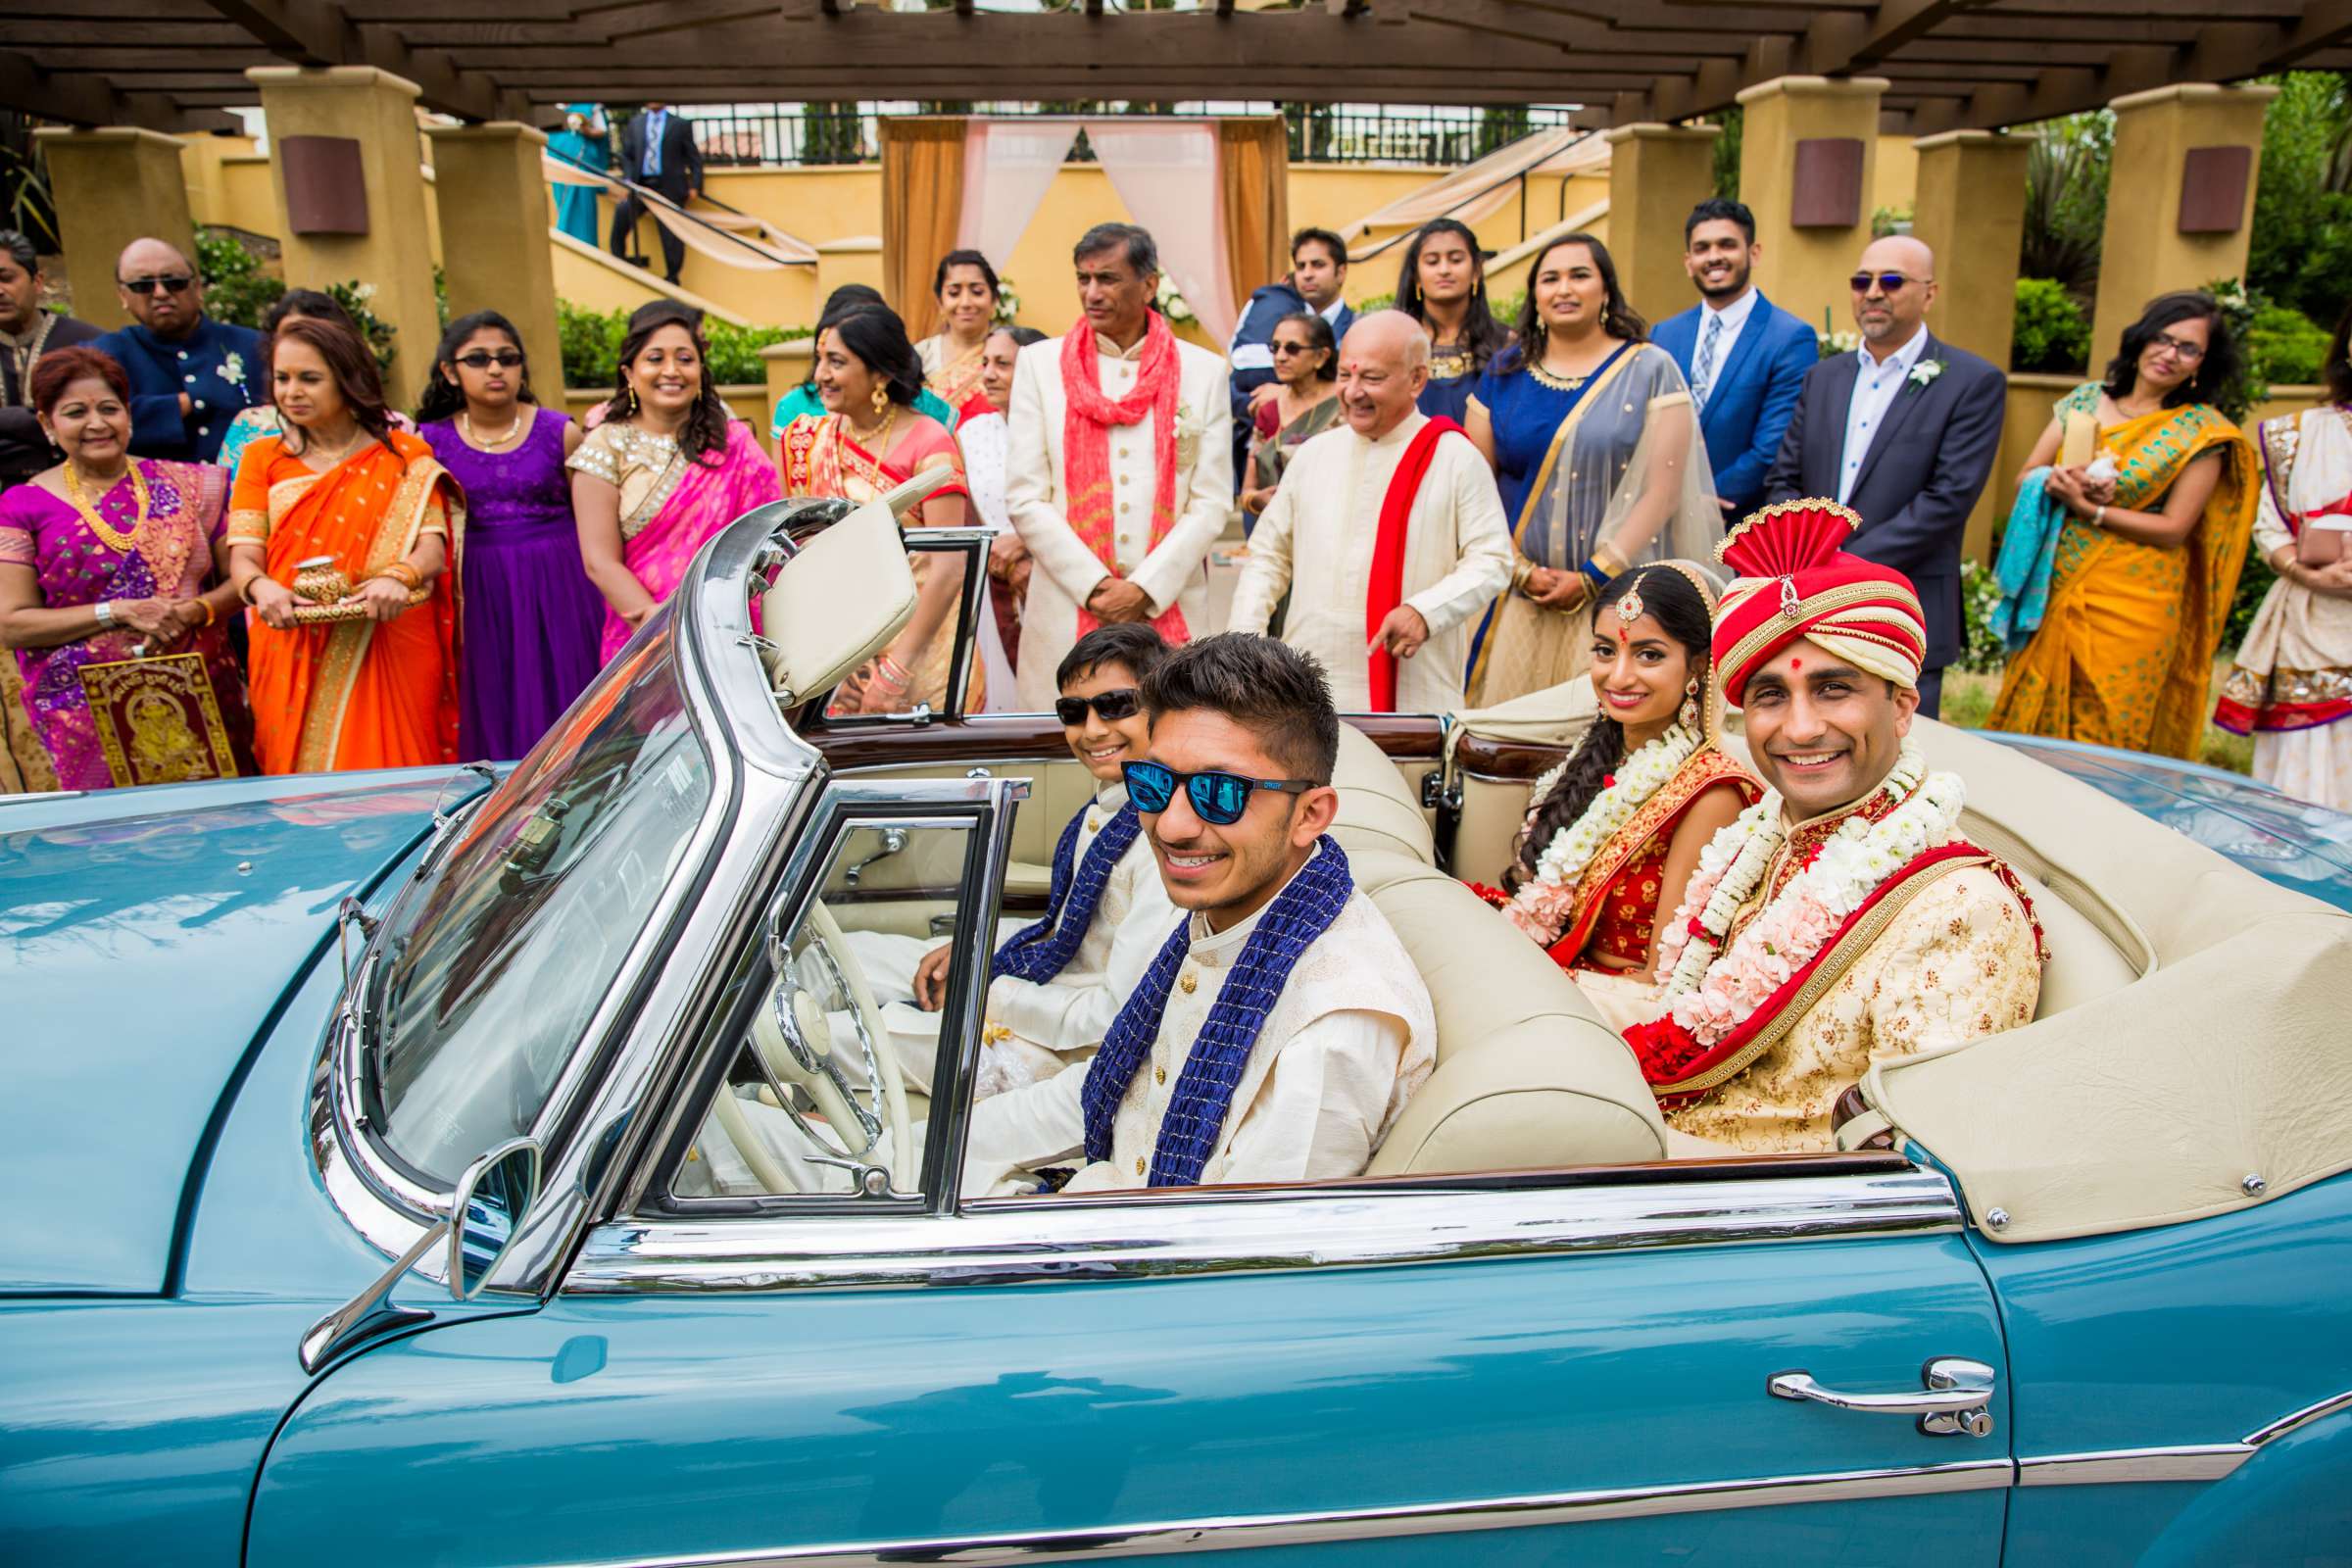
top-left (312, 508), bottom-right (839, 1288)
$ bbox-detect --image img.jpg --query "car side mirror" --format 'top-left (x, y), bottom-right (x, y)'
top-left (448, 1137), bottom-right (542, 1301)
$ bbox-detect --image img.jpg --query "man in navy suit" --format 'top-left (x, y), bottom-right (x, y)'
top-left (1227, 227), bottom-right (1355, 494)
top-left (1650, 199), bottom-right (1817, 522)
top-left (611, 103), bottom-right (704, 284)
top-left (1765, 235), bottom-right (2006, 717)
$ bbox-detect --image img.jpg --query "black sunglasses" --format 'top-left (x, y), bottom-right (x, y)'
top-left (454, 351), bottom-right (525, 369)
top-left (1270, 340), bottom-right (1318, 357)
top-left (1054, 688), bottom-right (1142, 726)
top-left (121, 275), bottom-right (193, 296)
top-left (1849, 271), bottom-right (1928, 295)
top-left (1123, 760), bottom-right (1315, 827)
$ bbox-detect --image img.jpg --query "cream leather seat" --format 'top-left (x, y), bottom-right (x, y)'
top-left (1353, 850), bottom-right (1667, 1174)
top-left (1330, 722), bottom-right (1435, 866)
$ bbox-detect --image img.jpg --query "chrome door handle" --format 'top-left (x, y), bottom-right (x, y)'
top-left (1769, 1356), bottom-right (1996, 1438)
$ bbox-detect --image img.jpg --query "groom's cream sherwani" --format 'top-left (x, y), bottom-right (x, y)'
top-left (1004, 329), bottom-right (1234, 710)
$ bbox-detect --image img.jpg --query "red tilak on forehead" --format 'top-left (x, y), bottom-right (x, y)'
top-left (1790, 657), bottom-right (1803, 670)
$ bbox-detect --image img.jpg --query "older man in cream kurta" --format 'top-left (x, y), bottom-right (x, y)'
top-left (960, 848), bottom-right (1436, 1197)
top-left (1004, 252), bottom-right (1234, 712)
top-left (1230, 314), bottom-right (1513, 712)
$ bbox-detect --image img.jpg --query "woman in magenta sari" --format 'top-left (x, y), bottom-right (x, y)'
top-left (777, 304), bottom-right (977, 713)
top-left (567, 302), bottom-right (780, 662)
top-left (0, 346), bottom-right (251, 789)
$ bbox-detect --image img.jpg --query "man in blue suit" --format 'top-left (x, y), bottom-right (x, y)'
top-left (1227, 227), bottom-right (1355, 494)
top-left (1649, 199), bottom-right (1818, 522)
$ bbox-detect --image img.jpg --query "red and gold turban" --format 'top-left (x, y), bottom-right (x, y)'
top-left (1712, 499), bottom-right (1927, 707)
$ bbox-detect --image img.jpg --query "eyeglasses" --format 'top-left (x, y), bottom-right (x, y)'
top-left (2150, 332), bottom-right (2207, 363)
top-left (120, 275), bottom-right (193, 297)
top-left (1053, 688), bottom-right (1142, 726)
top-left (1123, 760), bottom-right (1315, 827)
top-left (1270, 341), bottom-right (1317, 358)
top-left (1849, 271), bottom-right (1929, 295)
top-left (454, 351), bottom-right (526, 370)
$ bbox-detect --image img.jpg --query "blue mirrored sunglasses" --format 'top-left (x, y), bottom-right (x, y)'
top-left (1121, 760), bottom-right (1315, 826)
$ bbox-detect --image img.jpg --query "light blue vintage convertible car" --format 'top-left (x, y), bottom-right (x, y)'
top-left (6, 489), bottom-right (2350, 1566)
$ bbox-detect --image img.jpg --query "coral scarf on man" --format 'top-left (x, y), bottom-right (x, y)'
top-left (1060, 312), bottom-right (1189, 642)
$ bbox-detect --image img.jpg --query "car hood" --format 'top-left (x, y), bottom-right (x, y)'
top-left (0, 770), bottom-right (463, 1296)
top-left (1989, 735), bottom-right (2352, 910)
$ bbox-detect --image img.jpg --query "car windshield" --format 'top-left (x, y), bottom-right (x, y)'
top-left (366, 628), bottom-right (714, 1188)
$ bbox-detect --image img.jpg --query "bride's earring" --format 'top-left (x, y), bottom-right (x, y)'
top-left (1681, 675), bottom-right (1701, 729)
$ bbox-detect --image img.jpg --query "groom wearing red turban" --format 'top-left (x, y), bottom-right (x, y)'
top-left (1625, 499), bottom-right (2046, 1153)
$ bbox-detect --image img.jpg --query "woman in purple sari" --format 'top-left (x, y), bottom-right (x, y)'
top-left (0, 346), bottom-right (251, 788)
top-left (567, 302), bottom-right (781, 662)
top-left (416, 310), bottom-right (604, 759)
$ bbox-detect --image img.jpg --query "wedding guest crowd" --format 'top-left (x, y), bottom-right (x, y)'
top-left (4, 195), bottom-right (2344, 822)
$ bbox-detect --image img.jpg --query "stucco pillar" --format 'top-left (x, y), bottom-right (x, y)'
top-left (424, 122), bottom-right (564, 410)
top-left (2090, 83), bottom-right (2279, 370)
top-left (247, 66), bottom-right (440, 408)
top-left (759, 337), bottom-right (813, 454)
top-left (1736, 74), bottom-right (1888, 339)
top-left (1599, 123), bottom-right (1721, 329)
top-left (31, 127), bottom-right (197, 332)
top-left (815, 236), bottom-right (886, 310)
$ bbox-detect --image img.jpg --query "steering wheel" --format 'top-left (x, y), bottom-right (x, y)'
top-left (711, 900), bottom-right (912, 1195)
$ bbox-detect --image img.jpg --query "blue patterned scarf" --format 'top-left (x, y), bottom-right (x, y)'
top-left (992, 797), bottom-right (1140, 985)
top-left (1081, 836), bottom-right (1353, 1187)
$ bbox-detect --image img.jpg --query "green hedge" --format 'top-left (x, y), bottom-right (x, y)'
top-left (2011, 277), bottom-right (2090, 374)
top-left (2244, 302), bottom-right (2332, 387)
top-left (556, 299), bottom-right (807, 391)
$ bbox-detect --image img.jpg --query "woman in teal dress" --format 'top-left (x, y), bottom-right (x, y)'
top-left (548, 104), bottom-right (610, 249)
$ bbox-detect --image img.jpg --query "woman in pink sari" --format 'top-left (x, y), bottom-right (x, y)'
top-left (777, 305), bottom-right (977, 713)
top-left (567, 302), bottom-right (781, 662)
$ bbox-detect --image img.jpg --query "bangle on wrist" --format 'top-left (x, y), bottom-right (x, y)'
top-left (372, 562), bottom-right (425, 593)
top-left (1579, 558), bottom-right (1611, 589)
top-left (93, 600), bottom-right (116, 628)
top-left (193, 598), bottom-right (216, 629)
top-left (2090, 505), bottom-right (2108, 529)
top-left (238, 574), bottom-right (273, 606)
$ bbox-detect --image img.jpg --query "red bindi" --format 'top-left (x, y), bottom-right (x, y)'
top-left (1789, 657), bottom-right (1803, 670)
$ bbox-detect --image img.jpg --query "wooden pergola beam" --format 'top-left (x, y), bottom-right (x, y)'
top-left (191, 0), bottom-right (515, 119)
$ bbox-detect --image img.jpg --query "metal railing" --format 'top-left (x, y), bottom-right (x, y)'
top-left (670, 102), bottom-right (1581, 168)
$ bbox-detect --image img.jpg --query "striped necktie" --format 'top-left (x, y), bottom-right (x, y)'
top-left (1692, 311), bottom-right (1723, 415)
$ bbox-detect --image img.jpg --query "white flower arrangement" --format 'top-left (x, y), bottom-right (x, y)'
top-left (1907, 358), bottom-right (1944, 389)
top-left (993, 275), bottom-right (1021, 326)
top-left (1815, 328), bottom-right (1860, 361)
top-left (1651, 740), bottom-right (1965, 1048)
top-left (1504, 723), bottom-right (1702, 944)
top-left (1155, 274), bottom-right (1196, 324)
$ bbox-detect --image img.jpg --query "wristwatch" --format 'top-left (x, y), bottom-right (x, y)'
top-left (93, 601), bottom-right (116, 627)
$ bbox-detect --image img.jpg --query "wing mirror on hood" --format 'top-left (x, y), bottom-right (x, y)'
top-left (299, 1135), bottom-right (544, 1373)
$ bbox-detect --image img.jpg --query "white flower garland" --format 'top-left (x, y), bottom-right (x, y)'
top-left (1505, 723), bottom-right (1701, 941)
top-left (1651, 740), bottom-right (1966, 1047)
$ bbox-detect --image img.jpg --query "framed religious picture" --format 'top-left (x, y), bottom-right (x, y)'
top-left (75, 651), bottom-right (241, 787)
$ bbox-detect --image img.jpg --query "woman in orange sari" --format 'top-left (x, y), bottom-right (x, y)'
top-left (1470, 562), bottom-right (1757, 1029)
top-left (778, 305), bottom-right (977, 714)
top-left (226, 317), bottom-right (462, 774)
top-left (1989, 291), bottom-right (2258, 758)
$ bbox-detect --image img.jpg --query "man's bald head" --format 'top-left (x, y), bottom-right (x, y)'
top-left (1851, 234), bottom-right (1936, 351)
top-left (115, 237), bottom-right (201, 337)
top-left (1337, 310), bottom-right (1430, 439)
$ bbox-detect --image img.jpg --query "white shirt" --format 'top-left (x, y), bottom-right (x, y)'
top-left (958, 410), bottom-right (1012, 534)
top-left (1004, 330), bottom-right (1234, 710)
top-left (1231, 412), bottom-right (1514, 712)
top-left (1838, 325), bottom-right (1931, 505)
top-left (1690, 287), bottom-right (1760, 411)
top-left (961, 870), bottom-right (1435, 1197)
top-left (979, 783), bottom-right (1173, 1093)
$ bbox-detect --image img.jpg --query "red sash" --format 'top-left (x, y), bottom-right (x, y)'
top-left (1366, 416), bottom-right (1462, 710)
top-left (1625, 841), bottom-right (1993, 1107)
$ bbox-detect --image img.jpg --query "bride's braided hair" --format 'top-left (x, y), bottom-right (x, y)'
top-left (1503, 566), bottom-right (1714, 891)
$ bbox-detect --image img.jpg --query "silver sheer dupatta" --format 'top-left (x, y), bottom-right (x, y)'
top-left (1542, 346), bottom-right (1726, 575)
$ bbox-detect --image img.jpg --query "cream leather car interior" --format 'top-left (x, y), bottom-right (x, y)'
top-left (1330, 723), bottom-right (1437, 866)
top-left (760, 487), bottom-right (923, 709)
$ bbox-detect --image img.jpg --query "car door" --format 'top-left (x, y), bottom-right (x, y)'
top-left (245, 779), bottom-right (2016, 1567)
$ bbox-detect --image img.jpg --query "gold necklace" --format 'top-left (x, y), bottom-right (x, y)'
top-left (461, 410), bottom-right (524, 450)
top-left (63, 460), bottom-right (148, 556)
top-left (846, 403), bottom-right (899, 453)
top-left (300, 424), bottom-right (366, 470)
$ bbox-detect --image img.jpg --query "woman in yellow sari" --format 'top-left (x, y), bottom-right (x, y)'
top-left (778, 304), bottom-right (977, 714)
top-left (1990, 292), bottom-right (2258, 758)
top-left (227, 317), bottom-right (462, 774)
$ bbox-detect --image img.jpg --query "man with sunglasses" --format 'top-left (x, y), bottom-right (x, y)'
top-left (960, 634), bottom-right (1434, 1197)
top-left (1762, 235), bottom-right (2006, 716)
top-left (89, 238), bottom-right (264, 466)
top-left (885, 624), bottom-right (1176, 1096)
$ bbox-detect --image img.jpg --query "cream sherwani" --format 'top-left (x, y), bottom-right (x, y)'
top-left (961, 866), bottom-right (1437, 1197)
top-left (1230, 413), bottom-right (1514, 712)
top-left (1004, 329), bottom-right (1234, 710)
top-left (1666, 857), bottom-right (2043, 1155)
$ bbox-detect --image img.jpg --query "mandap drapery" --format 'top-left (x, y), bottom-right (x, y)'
top-left (1215, 116), bottom-right (1289, 340)
top-left (881, 119), bottom-right (968, 339)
